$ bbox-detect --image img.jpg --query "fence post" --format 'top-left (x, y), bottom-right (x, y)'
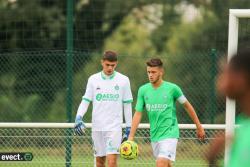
top-left (65, 0), bottom-right (74, 167)
top-left (210, 48), bottom-right (217, 123)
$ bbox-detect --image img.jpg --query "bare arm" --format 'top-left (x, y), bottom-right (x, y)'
top-left (128, 111), bottom-right (142, 141)
top-left (206, 134), bottom-right (226, 166)
top-left (183, 101), bottom-right (205, 140)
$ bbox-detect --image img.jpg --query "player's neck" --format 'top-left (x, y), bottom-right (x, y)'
top-left (101, 71), bottom-right (115, 79)
top-left (152, 79), bottom-right (163, 88)
top-left (103, 71), bottom-right (113, 76)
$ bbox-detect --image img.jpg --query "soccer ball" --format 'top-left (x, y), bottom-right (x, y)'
top-left (120, 140), bottom-right (139, 160)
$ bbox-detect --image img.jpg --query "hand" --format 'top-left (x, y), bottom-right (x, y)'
top-left (122, 127), bottom-right (131, 143)
top-left (196, 126), bottom-right (205, 141)
top-left (128, 137), bottom-right (134, 141)
top-left (74, 115), bottom-right (85, 136)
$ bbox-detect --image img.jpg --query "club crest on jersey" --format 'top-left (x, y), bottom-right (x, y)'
top-left (114, 84), bottom-right (119, 90)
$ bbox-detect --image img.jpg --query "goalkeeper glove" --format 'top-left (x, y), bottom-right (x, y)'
top-left (122, 127), bottom-right (131, 143)
top-left (74, 115), bottom-right (85, 136)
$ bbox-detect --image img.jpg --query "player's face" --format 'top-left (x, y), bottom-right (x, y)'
top-left (147, 66), bottom-right (163, 84)
top-left (217, 64), bottom-right (249, 99)
top-left (101, 60), bottom-right (117, 75)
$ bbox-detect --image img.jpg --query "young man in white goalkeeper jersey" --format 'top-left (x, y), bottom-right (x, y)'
top-left (74, 50), bottom-right (133, 167)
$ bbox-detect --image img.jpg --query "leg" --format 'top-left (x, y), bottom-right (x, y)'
top-left (92, 131), bottom-right (106, 167)
top-left (152, 139), bottom-right (178, 167)
top-left (156, 157), bottom-right (172, 167)
top-left (96, 156), bottom-right (106, 167)
top-left (107, 154), bottom-right (117, 167)
top-left (104, 131), bottom-right (122, 167)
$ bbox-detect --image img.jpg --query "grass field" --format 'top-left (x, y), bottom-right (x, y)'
top-left (0, 147), bottom-right (222, 167)
top-left (0, 155), bottom-right (209, 167)
top-left (0, 129), bottom-right (224, 167)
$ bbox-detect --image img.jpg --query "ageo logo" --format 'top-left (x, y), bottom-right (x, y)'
top-left (146, 104), bottom-right (168, 112)
top-left (96, 93), bottom-right (119, 101)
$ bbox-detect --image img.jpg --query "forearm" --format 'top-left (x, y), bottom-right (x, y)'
top-left (123, 103), bottom-right (132, 127)
top-left (206, 134), bottom-right (226, 164)
top-left (128, 112), bottom-right (142, 140)
top-left (184, 101), bottom-right (202, 128)
top-left (76, 100), bottom-right (90, 119)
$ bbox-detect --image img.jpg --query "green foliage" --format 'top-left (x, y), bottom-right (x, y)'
top-left (0, 75), bottom-right (42, 121)
top-left (1, 0), bottom-right (250, 123)
top-left (104, 15), bottom-right (156, 56)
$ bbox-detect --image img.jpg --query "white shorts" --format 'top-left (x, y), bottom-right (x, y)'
top-left (151, 138), bottom-right (178, 161)
top-left (92, 131), bottom-right (122, 157)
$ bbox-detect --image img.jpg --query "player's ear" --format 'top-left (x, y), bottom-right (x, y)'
top-left (159, 67), bottom-right (164, 75)
top-left (101, 59), bottom-right (104, 66)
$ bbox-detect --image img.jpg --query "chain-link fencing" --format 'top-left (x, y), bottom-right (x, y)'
top-left (0, 50), bottom-right (224, 124)
top-left (1, 1), bottom-right (250, 166)
top-left (0, 125), bottom-right (224, 167)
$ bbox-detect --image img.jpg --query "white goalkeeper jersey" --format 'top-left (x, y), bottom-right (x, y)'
top-left (82, 71), bottom-right (133, 131)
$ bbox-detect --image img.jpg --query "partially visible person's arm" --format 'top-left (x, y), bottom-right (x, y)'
top-left (122, 78), bottom-right (133, 128)
top-left (206, 134), bottom-right (226, 166)
top-left (124, 103), bottom-right (132, 127)
top-left (128, 111), bottom-right (142, 141)
top-left (122, 78), bottom-right (133, 142)
top-left (74, 77), bottom-right (93, 135)
top-left (183, 101), bottom-right (205, 140)
top-left (174, 84), bottom-right (205, 140)
top-left (76, 100), bottom-right (90, 118)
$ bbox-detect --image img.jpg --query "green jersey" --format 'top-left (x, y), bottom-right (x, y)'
top-left (228, 116), bottom-right (250, 167)
top-left (135, 81), bottom-right (187, 142)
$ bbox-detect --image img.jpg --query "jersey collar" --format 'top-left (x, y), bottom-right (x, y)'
top-left (101, 71), bottom-right (116, 80)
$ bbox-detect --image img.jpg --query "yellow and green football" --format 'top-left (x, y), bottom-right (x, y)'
top-left (120, 140), bottom-right (139, 160)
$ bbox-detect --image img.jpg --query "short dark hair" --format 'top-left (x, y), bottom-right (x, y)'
top-left (102, 50), bottom-right (118, 62)
top-left (229, 48), bottom-right (250, 80)
top-left (146, 58), bottom-right (163, 68)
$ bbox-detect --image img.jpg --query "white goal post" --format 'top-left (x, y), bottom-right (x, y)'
top-left (226, 9), bottom-right (250, 166)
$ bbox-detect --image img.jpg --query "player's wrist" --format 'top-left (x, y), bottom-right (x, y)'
top-left (128, 134), bottom-right (134, 141)
top-left (196, 124), bottom-right (203, 130)
top-left (75, 115), bottom-right (83, 124)
top-left (125, 127), bottom-right (131, 132)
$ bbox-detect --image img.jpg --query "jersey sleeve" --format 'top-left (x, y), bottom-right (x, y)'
top-left (82, 77), bottom-right (93, 102)
top-left (173, 85), bottom-right (187, 104)
top-left (122, 78), bottom-right (133, 103)
top-left (135, 87), bottom-right (145, 112)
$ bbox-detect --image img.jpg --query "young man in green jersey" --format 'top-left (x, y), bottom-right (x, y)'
top-left (207, 48), bottom-right (250, 167)
top-left (128, 58), bottom-right (205, 167)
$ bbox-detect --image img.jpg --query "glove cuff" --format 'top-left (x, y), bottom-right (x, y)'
top-left (75, 115), bottom-right (83, 123)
